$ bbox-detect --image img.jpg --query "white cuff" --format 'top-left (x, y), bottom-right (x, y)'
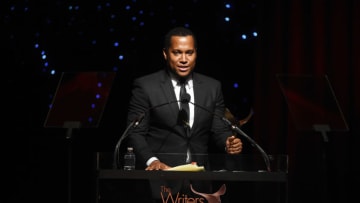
top-left (146, 157), bottom-right (159, 166)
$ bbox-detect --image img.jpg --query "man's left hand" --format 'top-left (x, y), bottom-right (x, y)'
top-left (226, 135), bottom-right (243, 154)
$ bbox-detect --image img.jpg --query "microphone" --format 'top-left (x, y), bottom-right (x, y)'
top-left (182, 93), bottom-right (271, 172)
top-left (112, 99), bottom-right (182, 169)
top-left (181, 93), bottom-right (191, 103)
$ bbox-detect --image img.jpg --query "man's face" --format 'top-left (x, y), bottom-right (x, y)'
top-left (163, 35), bottom-right (197, 79)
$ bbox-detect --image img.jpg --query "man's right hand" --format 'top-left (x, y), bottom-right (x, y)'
top-left (145, 160), bottom-right (171, 170)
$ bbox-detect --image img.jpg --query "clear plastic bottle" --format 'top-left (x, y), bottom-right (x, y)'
top-left (123, 147), bottom-right (136, 170)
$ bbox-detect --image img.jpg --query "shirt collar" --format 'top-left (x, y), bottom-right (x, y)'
top-left (170, 75), bottom-right (193, 89)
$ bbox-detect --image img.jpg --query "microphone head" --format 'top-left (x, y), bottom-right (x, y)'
top-left (181, 93), bottom-right (191, 103)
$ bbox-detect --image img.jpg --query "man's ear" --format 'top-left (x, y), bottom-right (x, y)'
top-left (162, 48), bottom-right (167, 60)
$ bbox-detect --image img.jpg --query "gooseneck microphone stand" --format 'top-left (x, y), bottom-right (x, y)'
top-left (113, 117), bottom-right (142, 169)
top-left (113, 99), bottom-right (181, 169)
top-left (187, 97), bottom-right (272, 172)
top-left (221, 118), bottom-right (271, 172)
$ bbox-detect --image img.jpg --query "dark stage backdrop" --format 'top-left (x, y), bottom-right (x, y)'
top-left (254, 1), bottom-right (359, 203)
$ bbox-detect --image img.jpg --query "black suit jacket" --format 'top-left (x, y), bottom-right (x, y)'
top-left (126, 69), bottom-right (232, 168)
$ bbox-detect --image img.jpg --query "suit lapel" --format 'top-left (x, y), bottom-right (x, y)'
top-left (159, 70), bottom-right (181, 124)
top-left (192, 73), bottom-right (206, 129)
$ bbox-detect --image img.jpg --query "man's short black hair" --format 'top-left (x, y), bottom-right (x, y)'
top-left (163, 27), bottom-right (198, 50)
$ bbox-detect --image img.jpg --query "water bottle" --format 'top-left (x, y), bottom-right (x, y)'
top-left (123, 147), bottom-right (136, 170)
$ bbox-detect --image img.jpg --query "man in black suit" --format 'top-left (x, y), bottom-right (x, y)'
top-left (126, 26), bottom-right (243, 202)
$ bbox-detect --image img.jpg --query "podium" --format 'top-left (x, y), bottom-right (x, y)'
top-left (94, 153), bottom-right (288, 203)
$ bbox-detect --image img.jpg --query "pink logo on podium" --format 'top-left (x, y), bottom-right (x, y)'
top-left (190, 184), bottom-right (226, 203)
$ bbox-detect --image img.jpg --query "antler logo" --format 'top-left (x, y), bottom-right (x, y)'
top-left (190, 184), bottom-right (226, 203)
